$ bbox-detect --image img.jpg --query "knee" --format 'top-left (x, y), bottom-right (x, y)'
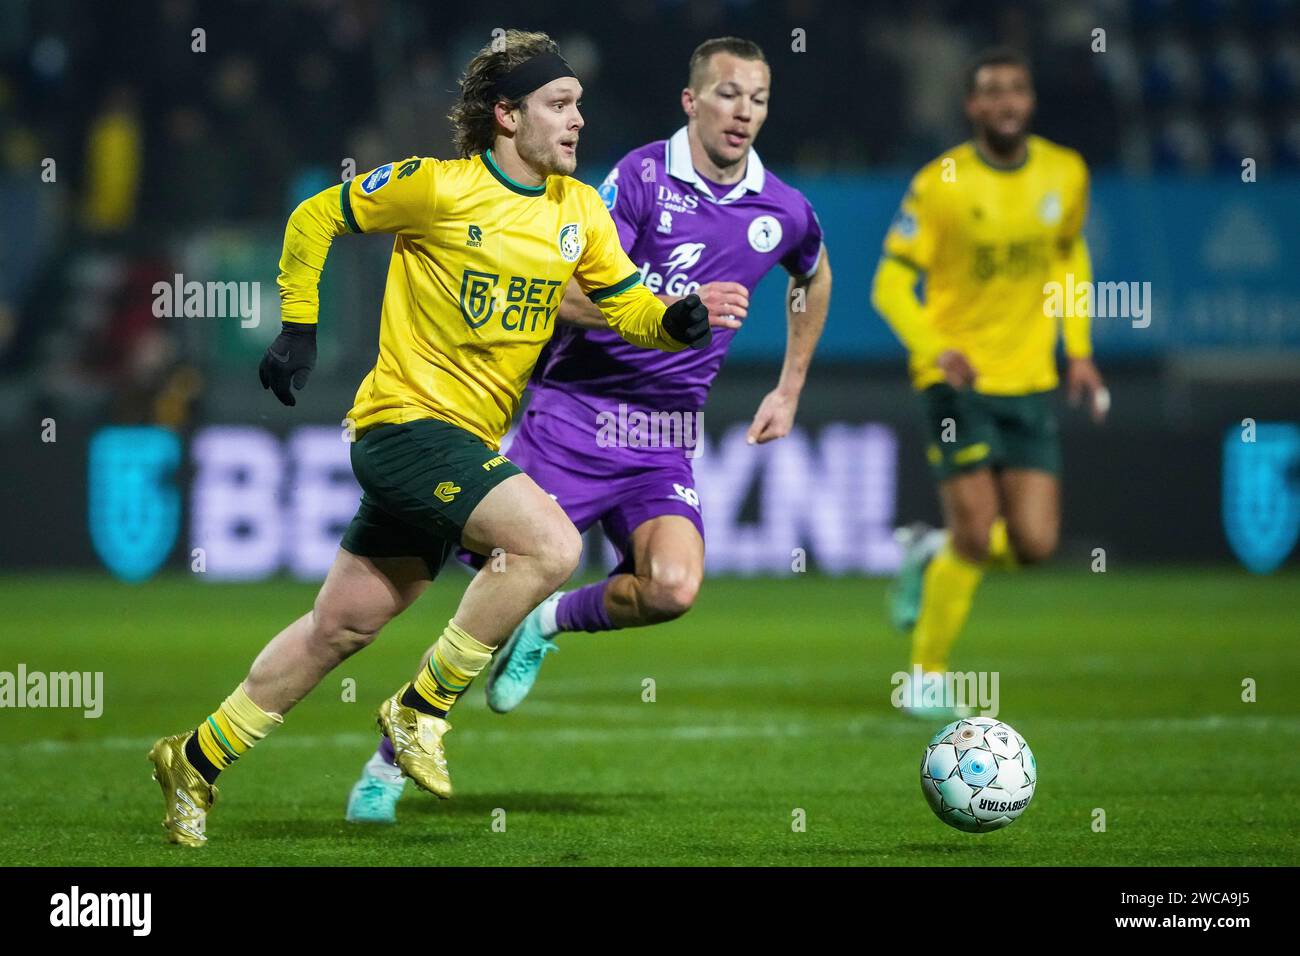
top-left (1009, 525), bottom-right (1058, 565)
top-left (310, 603), bottom-right (383, 658)
top-left (535, 520), bottom-right (582, 588)
top-left (950, 521), bottom-right (994, 565)
top-left (639, 565), bottom-right (701, 622)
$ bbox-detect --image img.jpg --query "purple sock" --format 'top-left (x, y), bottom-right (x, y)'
top-left (379, 734), bottom-right (396, 765)
top-left (556, 581), bottom-right (616, 633)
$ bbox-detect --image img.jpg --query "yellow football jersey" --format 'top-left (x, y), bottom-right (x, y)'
top-left (276, 149), bottom-right (680, 447)
top-left (878, 135), bottom-right (1092, 394)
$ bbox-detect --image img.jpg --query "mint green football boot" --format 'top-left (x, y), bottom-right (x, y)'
top-left (345, 764), bottom-right (406, 823)
top-left (485, 593), bottom-right (563, 714)
top-left (888, 524), bottom-right (946, 633)
top-left (899, 670), bottom-right (975, 721)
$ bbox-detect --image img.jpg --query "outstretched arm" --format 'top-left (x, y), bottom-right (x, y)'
top-left (748, 252), bottom-right (832, 444)
top-left (588, 280), bottom-right (709, 351)
top-left (558, 280), bottom-right (747, 331)
top-left (556, 280), bottom-right (611, 330)
top-left (572, 187), bottom-right (709, 351)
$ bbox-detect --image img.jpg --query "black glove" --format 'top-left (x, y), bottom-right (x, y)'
top-left (258, 321), bottom-right (317, 406)
top-left (661, 293), bottom-right (711, 350)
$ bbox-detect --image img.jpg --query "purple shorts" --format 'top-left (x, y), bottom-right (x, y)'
top-left (502, 390), bottom-right (705, 575)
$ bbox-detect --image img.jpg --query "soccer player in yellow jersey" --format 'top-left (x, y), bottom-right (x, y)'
top-left (871, 48), bottom-right (1108, 715)
top-left (147, 30), bottom-right (710, 846)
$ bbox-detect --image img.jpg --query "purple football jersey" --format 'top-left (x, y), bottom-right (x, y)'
top-left (529, 127), bottom-right (824, 423)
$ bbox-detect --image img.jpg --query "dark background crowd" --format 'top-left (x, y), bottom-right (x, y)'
top-left (6, 0), bottom-right (1298, 228)
top-left (0, 0), bottom-right (1296, 428)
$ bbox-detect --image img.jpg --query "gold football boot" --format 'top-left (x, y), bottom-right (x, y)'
top-left (148, 733), bottom-right (217, 846)
top-left (376, 685), bottom-right (453, 798)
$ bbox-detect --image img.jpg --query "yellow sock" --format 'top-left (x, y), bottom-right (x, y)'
top-left (189, 683), bottom-right (283, 781)
top-left (409, 619), bottom-right (494, 716)
top-left (911, 543), bottom-right (984, 673)
top-left (987, 517), bottom-right (1017, 570)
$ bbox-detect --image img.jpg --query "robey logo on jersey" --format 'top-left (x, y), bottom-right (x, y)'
top-left (638, 242), bottom-right (705, 296)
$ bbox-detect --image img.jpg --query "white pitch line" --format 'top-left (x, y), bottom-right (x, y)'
top-left (509, 658), bottom-right (1291, 695)
top-left (535, 667), bottom-right (828, 692)
top-left (1, 713), bottom-right (1296, 756)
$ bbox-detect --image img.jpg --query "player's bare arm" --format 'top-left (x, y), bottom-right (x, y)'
top-left (1067, 356), bottom-right (1108, 423)
top-left (937, 348), bottom-right (977, 389)
top-left (748, 251), bottom-right (831, 444)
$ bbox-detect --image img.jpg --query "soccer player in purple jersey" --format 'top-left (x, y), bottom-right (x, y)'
top-left (345, 36), bottom-right (831, 822)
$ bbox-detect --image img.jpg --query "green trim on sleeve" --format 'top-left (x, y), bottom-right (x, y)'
top-left (586, 271), bottom-right (642, 303)
top-left (340, 180), bottom-right (361, 233)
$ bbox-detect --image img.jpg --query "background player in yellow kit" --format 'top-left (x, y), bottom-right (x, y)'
top-left (146, 30), bottom-right (710, 845)
top-left (871, 48), bottom-right (1108, 714)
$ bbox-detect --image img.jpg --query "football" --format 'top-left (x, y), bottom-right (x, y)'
top-left (920, 717), bottom-right (1037, 832)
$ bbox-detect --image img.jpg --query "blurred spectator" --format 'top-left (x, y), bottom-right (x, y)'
top-left (81, 84), bottom-right (141, 234)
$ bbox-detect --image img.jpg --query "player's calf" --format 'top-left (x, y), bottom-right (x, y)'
top-left (532, 521), bottom-right (583, 594)
top-left (604, 514), bottom-right (706, 627)
top-left (1006, 524), bottom-right (1058, 565)
top-left (307, 602), bottom-right (384, 660)
top-left (948, 521), bottom-right (995, 565)
top-left (631, 565), bottom-right (701, 624)
top-left (484, 557), bottom-right (702, 716)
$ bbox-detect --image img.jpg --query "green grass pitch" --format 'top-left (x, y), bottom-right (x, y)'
top-left (0, 566), bottom-right (1296, 866)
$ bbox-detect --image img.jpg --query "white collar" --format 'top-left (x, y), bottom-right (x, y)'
top-left (664, 125), bottom-right (765, 204)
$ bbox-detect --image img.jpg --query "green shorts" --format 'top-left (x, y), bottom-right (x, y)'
top-left (341, 418), bottom-right (523, 579)
top-left (920, 385), bottom-right (1061, 480)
